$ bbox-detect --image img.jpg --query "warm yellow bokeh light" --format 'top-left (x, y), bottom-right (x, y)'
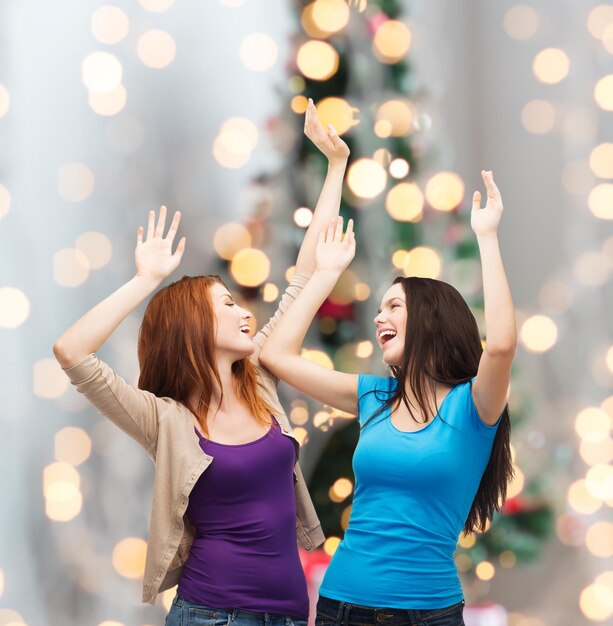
top-left (576, 408), bottom-right (611, 443)
top-left (373, 148), bottom-right (392, 167)
top-left (556, 513), bottom-right (585, 547)
top-left (373, 20), bottom-right (412, 63)
top-left (458, 533), bottom-right (476, 548)
top-left (347, 158), bottom-right (387, 199)
top-left (290, 405), bottom-right (309, 426)
top-left (138, 30), bottom-right (176, 69)
top-left (585, 465), bottom-right (613, 501)
top-left (230, 248), bottom-right (270, 287)
top-left (603, 23), bottom-right (613, 54)
top-left (590, 144), bottom-right (613, 179)
top-left (573, 251), bottom-right (610, 286)
top-left (503, 5), bottom-right (538, 40)
top-left (595, 75), bottom-right (613, 111)
top-left (392, 249), bottom-right (409, 269)
top-left (262, 283), bottom-right (279, 303)
top-left (589, 184), bottom-right (613, 219)
top-left (386, 183), bottom-right (424, 222)
top-left (53, 248), bottom-right (91, 287)
top-left (519, 315), bottom-right (557, 353)
top-left (139, 0), bottom-right (175, 11)
top-left (356, 340), bottom-right (373, 358)
top-left (587, 5), bottom-right (613, 40)
top-left (296, 40), bottom-right (339, 81)
top-left (579, 583), bottom-right (613, 621)
top-left (355, 282), bottom-right (371, 301)
top-left (316, 97), bottom-right (357, 135)
top-left (112, 537), bottom-right (147, 579)
top-left (403, 247), bottom-right (442, 279)
top-left (213, 223), bottom-right (252, 260)
top-left (162, 586), bottom-right (177, 612)
top-left (0, 183), bottom-right (10, 218)
top-left (293, 427), bottom-right (308, 446)
top-left (82, 52), bottom-right (123, 93)
top-left (425, 172), bottom-right (464, 211)
top-left (240, 33), bottom-right (278, 71)
top-left (521, 100), bottom-right (556, 134)
top-left (568, 479), bottom-right (602, 514)
top-left (291, 95), bottom-right (308, 114)
top-left (312, 0), bottom-right (350, 35)
top-left (213, 117), bottom-right (259, 169)
top-left (75, 232), bottom-right (113, 270)
top-left (294, 207), bottom-right (313, 227)
top-left (507, 466), bottom-right (525, 499)
top-left (34, 358), bottom-right (70, 399)
top-left (475, 561), bottom-right (495, 581)
top-left (0, 287), bottom-right (30, 329)
top-left (389, 158), bottom-right (410, 179)
top-left (376, 100), bottom-right (413, 137)
top-left (499, 551), bottom-right (517, 568)
top-left (88, 84), bottom-right (127, 116)
top-left (58, 162), bottom-right (95, 202)
top-left (331, 477), bottom-right (353, 500)
top-left (44, 462), bottom-right (82, 521)
top-left (43, 462), bottom-right (80, 493)
top-left (532, 48), bottom-right (570, 84)
top-left (580, 437), bottom-right (613, 466)
top-left (91, 6), bottom-right (129, 44)
top-left (323, 536), bottom-right (341, 556)
top-left (301, 349), bottom-right (334, 369)
top-left (0, 84), bottom-right (10, 118)
top-left (55, 427), bottom-right (92, 466)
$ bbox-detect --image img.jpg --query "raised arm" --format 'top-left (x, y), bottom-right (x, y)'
top-left (471, 171), bottom-right (517, 425)
top-left (260, 218), bottom-right (359, 415)
top-left (53, 207), bottom-right (186, 368)
top-left (294, 98), bottom-right (350, 277)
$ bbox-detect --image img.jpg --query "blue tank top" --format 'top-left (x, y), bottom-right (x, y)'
top-left (319, 374), bottom-right (500, 609)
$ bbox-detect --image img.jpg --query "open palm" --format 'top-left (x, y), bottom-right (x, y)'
top-left (316, 217), bottom-right (355, 274)
top-left (471, 170), bottom-right (504, 237)
top-left (135, 206), bottom-right (186, 282)
top-left (304, 98), bottom-right (350, 163)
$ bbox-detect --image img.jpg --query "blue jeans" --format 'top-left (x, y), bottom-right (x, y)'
top-left (315, 595), bottom-right (465, 626)
top-left (165, 594), bottom-right (309, 626)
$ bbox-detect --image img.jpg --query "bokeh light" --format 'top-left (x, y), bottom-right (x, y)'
top-left (580, 437), bottom-right (613, 466)
top-left (567, 479), bottom-right (602, 514)
top-left (53, 248), bottom-right (91, 287)
top-left (57, 163), bottom-right (95, 203)
top-left (262, 283), bottom-right (279, 303)
top-left (240, 33), bottom-right (278, 71)
top-left (573, 251), bottom-right (610, 286)
top-left (138, 30), bottom-right (176, 69)
top-left (373, 20), bottom-right (412, 63)
top-left (91, 6), bottom-right (129, 44)
top-left (213, 117), bottom-right (258, 169)
top-left (296, 40), bottom-right (339, 81)
top-left (579, 582), bottom-right (613, 621)
top-left (575, 408), bottom-right (611, 443)
top-left (323, 536), bottom-right (341, 556)
top-left (44, 462), bottom-right (82, 521)
top-left (376, 100), bottom-right (413, 137)
top-left (112, 537), bottom-right (147, 578)
top-left (532, 48), bottom-right (570, 84)
top-left (521, 100), bottom-right (556, 134)
top-left (55, 427), bottom-right (93, 466)
top-left (291, 95), bottom-right (308, 114)
top-left (507, 466), bottom-right (525, 498)
top-left (587, 5), bottom-right (613, 40)
top-left (389, 158), bottom-right (409, 179)
top-left (590, 144), bottom-right (613, 178)
top-left (315, 97), bottom-right (357, 135)
top-left (293, 207), bottom-right (313, 227)
top-left (503, 5), bottom-right (538, 40)
top-left (75, 232), bottom-right (113, 269)
top-left (594, 75), bottom-right (613, 111)
top-left (34, 358), bottom-right (70, 399)
top-left (329, 477), bottom-right (353, 502)
top-left (88, 84), bottom-right (127, 116)
top-left (0, 183), bottom-right (9, 219)
top-left (425, 172), bottom-right (464, 211)
top-left (82, 52), bottom-right (123, 93)
top-left (589, 184), bottom-right (613, 219)
top-left (0, 84), bottom-right (9, 117)
top-left (402, 247), bottom-right (442, 279)
top-left (230, 248), bottom-right (270, 287)
top-left (139, 0), bottom-right (174, 11)
top-left (475, 561), bottom-right (495, 581)
top-left (585, 465), bottom-right (613, 501)
top-left (213, 223), bottom-right (252, 260)
top-left (0, 287), bottom-right (30, 329)
top-left (311, 0), bottom-right (350, 35)
top-left (386, 183), bottom-right (424, 222)
top-left (519, 315), bottom-right (557, 353)
top-left (301, 349), bottom-right (334, 369)
top-left (347, 158), bottom-right (387, 199)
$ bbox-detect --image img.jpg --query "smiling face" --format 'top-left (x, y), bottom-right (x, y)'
top-left (374, 282), bottom-right (407, 366)
top-left (210, 282), bottom-right (255, 360)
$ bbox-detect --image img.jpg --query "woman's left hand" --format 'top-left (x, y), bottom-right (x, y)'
top-left (471, 170), bottom-right (504, 237)
top-left (304, 98), bottom-right (350, 164)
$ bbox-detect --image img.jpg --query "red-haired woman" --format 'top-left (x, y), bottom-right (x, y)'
top-left (53, 100), bottom-right (348, 626)
top-left (260, 171), bottom-right (516, 626)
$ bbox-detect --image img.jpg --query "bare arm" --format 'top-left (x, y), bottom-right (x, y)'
top-left (53, 207), bottom-right (186, 368)
top-left (261, 218), bottom-right (359, 415)
top-left (471, 171), bottom-right (517, 425)
top-left (294, 99), bottom-right (350, 277)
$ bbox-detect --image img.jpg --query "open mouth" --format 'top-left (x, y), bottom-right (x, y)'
top-left (378, 329), bottom-right (397, 345)
top-left (240, 325), bottom-right (251, 335)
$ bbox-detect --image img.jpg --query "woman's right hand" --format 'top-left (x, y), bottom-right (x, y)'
top-left (315, 216), bottom-right (355, 275)
top-left (135, 206), bottom-right (186, 282)
top-left (304, 98), bottom-right (350, 164)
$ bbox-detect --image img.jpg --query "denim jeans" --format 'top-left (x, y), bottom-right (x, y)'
top-left (315, 595), bottom-right (465, 626)
top-left (165, 594), bottom-right (309, 626)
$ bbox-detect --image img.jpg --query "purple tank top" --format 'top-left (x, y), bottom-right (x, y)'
top-left (177, 418), bottom-right (309, 619)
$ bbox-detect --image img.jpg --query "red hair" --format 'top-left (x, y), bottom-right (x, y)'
top-left (138, 275), bottom-right (274, 436)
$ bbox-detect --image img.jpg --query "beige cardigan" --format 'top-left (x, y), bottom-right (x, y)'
top-left (63, 274), bottom-right (325, 604)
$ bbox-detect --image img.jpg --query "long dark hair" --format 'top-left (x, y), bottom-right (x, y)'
top-left (137, 275), bottom-right (275, 436)
top-left (363, 276), bottom-right (513, 533)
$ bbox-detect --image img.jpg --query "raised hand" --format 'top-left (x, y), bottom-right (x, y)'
top-left (135, 206), bottom-right (186, 282)
top-left (316, 216), bottom-right (355, 275)
top-left (471, 170), bottom-right (504, 237)
top-left (304, 98), bottom-right (350, 164)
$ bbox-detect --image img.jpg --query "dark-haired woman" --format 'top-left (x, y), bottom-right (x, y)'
top-left (53, 100), bottom-right (348, 624)
top-left (260, 171), bottom-right (516, 626)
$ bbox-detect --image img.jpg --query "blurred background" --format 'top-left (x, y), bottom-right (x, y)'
top-left (1, 1), bottom-right (612, 625)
